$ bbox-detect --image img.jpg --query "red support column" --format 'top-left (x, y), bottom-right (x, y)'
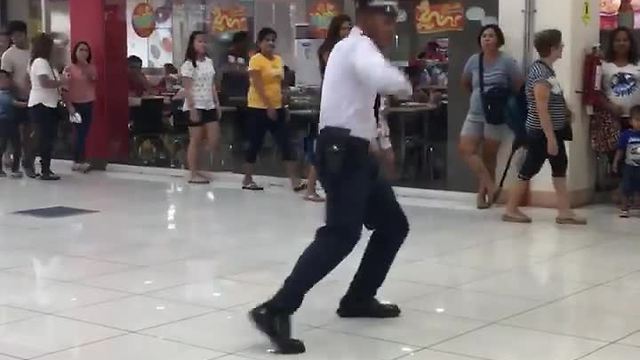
top-left (69, 0), bottom-right (129, 164)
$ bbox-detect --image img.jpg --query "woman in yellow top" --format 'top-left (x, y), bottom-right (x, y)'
top-left (242, 27), bottom-right (304, 191)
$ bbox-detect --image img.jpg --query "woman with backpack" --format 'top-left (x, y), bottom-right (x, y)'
top-left (459, 24), bottom-right (523, 209)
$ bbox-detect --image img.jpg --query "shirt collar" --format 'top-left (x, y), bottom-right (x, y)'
top-left (349, 26), bottom-right (365, 38)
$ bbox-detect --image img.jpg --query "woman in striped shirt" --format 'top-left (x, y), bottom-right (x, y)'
top-left (502, 29), bottom-right (586, 225)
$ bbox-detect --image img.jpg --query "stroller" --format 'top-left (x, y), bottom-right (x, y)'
top-left (494, 86), bottom-right (528, 202)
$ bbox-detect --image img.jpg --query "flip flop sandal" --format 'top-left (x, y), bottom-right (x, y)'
top-left (556, 217), bottom-right (587, 225)
top-left (502, 214), bottom-right (532, 223)
top-left (304, 193), bottom-right (325, 203)
top-left (243, 182), bottom-right (264, 191)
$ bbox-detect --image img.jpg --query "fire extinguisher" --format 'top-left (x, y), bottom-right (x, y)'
top-left (582, 45), bottom-right (603, 115)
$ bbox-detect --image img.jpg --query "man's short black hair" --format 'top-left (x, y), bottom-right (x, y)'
top-left (7, 21), bottom-right (27, 35)
top-left (128, 55), bottom-right (142, 64)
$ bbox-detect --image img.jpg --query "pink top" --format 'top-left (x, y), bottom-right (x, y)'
top-left (66, 63), bottom-right (97, 104)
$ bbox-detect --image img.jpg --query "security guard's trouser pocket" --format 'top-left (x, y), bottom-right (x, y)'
top-left (317, 127), bottom-right (351, 176)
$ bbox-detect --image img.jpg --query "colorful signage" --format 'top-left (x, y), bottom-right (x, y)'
top-left (415, 1), bottom-right (464, 34)
top-left (309, 0), bottom-right (340, 38)
top-left (132, 3), bottom-right (156, 38)
top-left (211, 5), bottom-right (249, 33)
top-left (600, 0), bottom-right (640, 29)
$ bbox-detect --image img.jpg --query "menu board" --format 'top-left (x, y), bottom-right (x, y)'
top-left (211, 4), bottom-right (249, 33)
top-left (415, 1), bottom-right (464, 35)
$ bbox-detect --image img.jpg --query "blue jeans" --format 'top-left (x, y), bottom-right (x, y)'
top-left (72, 102), bottom-right (94, 163)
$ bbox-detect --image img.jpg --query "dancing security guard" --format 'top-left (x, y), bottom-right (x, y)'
top-left (249, 0), bottom-right (412, 354)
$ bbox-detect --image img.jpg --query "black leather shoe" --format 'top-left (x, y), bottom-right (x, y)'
top-left (40, 172), bottom-right (61, 181)
top-left (249, 304), bottom-right (306, 355)
top-left (337, 298), bottom-right (401, 318)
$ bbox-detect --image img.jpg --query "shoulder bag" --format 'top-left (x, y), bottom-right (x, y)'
top-left (479, 53), bottom-right (510, 125)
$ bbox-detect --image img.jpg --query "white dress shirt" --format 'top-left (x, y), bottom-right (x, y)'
top-left (319, 27), bottom-right (412, 141)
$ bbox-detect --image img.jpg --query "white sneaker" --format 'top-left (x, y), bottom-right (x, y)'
top-left (72, 163), bottom-right (82, 172)
top-left (79, 163), bottom-right (91, 173)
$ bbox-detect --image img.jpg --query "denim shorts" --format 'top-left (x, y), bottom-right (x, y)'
top-left (622, 164), bottom-right (640, 196)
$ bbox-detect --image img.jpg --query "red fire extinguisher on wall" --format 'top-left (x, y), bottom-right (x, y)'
top-left (582, 45), bottom-right (603, 114)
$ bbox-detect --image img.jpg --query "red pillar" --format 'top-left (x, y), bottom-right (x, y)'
top-left (69, 0), bottom-right (129, 163)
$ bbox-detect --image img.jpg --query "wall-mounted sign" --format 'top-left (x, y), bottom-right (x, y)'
top-left (415, 1), bottom-right (464, 34)
top-left (211, 5), bottom-right (249, 33)
top-left (132, 3), bottom-right (156, 38)
top-left (309, 0), bottom-right (340, 38)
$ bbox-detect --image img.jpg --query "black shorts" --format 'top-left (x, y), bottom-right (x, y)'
top-left (185, 109), bottom-right (219, 127)
top-left (518, 130), bottom-right (568, 181)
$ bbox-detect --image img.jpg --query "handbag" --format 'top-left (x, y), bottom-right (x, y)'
top-left (479, 53), bottom-right (510, 125)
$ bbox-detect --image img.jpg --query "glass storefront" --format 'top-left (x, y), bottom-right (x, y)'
top-left (3, 0), bottom-right (501, 193)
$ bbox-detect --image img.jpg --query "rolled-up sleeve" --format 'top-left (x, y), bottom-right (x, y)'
top-left (352, 40), bottom-right (412, 97)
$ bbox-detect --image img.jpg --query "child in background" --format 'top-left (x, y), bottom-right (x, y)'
top-left (0, 70), bottom-right (26, 177)
top-left (613, 105), bottom-right (640, 218)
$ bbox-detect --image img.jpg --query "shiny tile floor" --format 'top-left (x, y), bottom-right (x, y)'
top-left (1, 166), bottom-right (640, 360)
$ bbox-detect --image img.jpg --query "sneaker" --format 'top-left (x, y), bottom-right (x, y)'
top-left (40, 171), bottom-right (61, 181)
top-left (620, 209), bottom-right (630, 218)
top-left (72, 163), bottom-right (82, 172)
top-left (80, 163), bottom-right (91, 173)
top-left (337, 298), bottom-right (401, 318)
top-left (0, 169), bottom-right (6, 177)
top-left (249, 304), bottom-right (306, 354)
top-left (10, 170), bottom-right (23, 179)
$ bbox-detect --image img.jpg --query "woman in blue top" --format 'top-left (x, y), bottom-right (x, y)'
top-left (459, 24), bottom-right (523, 209)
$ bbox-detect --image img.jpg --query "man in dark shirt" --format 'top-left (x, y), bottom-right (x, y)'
top-left (218, 31), bottom-right (251, 102)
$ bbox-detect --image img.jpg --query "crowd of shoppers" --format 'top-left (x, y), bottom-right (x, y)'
top-left (1, 15), bottom-right (635, 217)
top-left (0, 20), bottom-right (95, 181)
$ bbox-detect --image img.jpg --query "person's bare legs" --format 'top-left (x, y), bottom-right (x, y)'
top-left (199, 121), bottom-right (220, 179)
top-left (504, 179), bottom-right (530, 220)
top-left (552, 177), bottom-right (580, 219)
top-left (187, 126), bottom-right (206, 182)
top-left (285, 161), bottom-right (304, 191)
top-left (482, 138), bottom-right (501, 197)
top-left (305, 165), bottom-right (324, 201)
top-left (459, 135), bottom-right (494, 208)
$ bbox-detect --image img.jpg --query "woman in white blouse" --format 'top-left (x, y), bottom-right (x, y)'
top-left (27, 33), bottom-right (64, 181)
top-left (181, 31), bottom-right (222, 184)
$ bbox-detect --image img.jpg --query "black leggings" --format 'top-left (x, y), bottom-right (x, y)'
top-left (28, 104), bottom-right (59, 173)
top-left (518, 130), bottom-right (568, 181)
top-left (244, 107), bottom-right (296, 163)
